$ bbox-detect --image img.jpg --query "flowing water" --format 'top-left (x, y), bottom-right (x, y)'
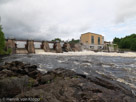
top-left (0, 53), bottom-right (136, 94)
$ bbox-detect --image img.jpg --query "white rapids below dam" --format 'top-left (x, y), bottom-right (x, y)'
top-left (1, 50), bottom-right (136, 95)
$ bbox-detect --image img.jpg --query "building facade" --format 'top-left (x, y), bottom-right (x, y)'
top-left (80, 32), bottom-right (104, 50)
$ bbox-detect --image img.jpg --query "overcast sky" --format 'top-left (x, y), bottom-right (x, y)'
top-left (0, 0), bottom-right (136, 41)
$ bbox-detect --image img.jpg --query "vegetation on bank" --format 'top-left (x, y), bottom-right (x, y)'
top-left (0, 25), bottom-right (11, 55)
top-left (52, 38), bottom-right (80, 44)
top-left (113, 34), bottom-right (136, 51)
top-left (69, 39), bottom-right (80, 44)
top-left (52, 38), bottom-right (62, 42)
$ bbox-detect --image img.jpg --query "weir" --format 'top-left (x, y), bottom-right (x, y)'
top-left (5, 39), bottom-right (81, 54)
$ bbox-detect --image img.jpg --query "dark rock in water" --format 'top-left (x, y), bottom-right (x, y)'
top-left (0, 61), bottom-right (135, 102)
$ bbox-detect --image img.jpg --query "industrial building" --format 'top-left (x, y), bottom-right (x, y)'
top-left (80, 32), bottom-right (104, 50)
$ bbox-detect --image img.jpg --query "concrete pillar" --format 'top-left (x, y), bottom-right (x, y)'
top-left (6, 39), bottom-right (16, 54)
top-left (70, 43), bottom-right (82, 52)
top-left (26, 40), bottom-right (35, 53)
top-left (53, 42), bottom-right (63, 53)
top-left (62, 42), bottom-right (72, 52)
top-left (41, 41), bottom-right (50, 52)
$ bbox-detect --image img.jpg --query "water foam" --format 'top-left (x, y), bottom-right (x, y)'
top-left (35, 50), bottom-right (136, 57)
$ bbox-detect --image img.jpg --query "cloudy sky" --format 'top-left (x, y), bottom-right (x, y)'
top-left (0, 0), bottom-right (136, 41)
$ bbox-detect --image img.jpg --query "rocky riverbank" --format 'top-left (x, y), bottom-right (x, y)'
top-left (0, 61), bottom-right (135, 102)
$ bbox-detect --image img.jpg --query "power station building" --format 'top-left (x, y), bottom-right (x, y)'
top-left (80, 32), bottom-right (104, 50)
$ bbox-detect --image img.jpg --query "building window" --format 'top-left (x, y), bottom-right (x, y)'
top-left (98, 37), bottom-right (100, 45)
top-left (91, 36), bottom-right (94, 44)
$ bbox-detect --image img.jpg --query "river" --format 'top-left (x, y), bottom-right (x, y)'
top-left (0, 53), bottom-right (136, 94)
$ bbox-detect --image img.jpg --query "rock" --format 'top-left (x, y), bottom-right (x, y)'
top-left (53, 42), bottom-right (63, 53)
top-left (62, 42), bottom-right (72, 52)
top-left (28, 70), bottom-right (40, 79)
top-left (0, 62), bottom-right (135, 102)
top-left (16, 68), bottom-right (136, 102)
top-left (0, 75), bottom-right (35, 98)
top-left (40, 74), bottom-right (55, 84)
top-left (0, 69), bottom-right (15, 79)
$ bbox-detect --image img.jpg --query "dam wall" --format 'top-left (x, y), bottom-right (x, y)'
top-left (6, 39), bottom-right (82, 54)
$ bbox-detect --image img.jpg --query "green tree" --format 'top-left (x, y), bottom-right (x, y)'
top-left (52, 38), bottom-right (62, 42)
top-left (114, 34), bottom-right (136, 51)
top-left (131, 40), bottom-right (136, 51)
top-left (113, 37), bottom-right (121, 45)
top-left (69, 39), bottom-right (80, 44)
top-left (0, 25), bottom-right (6, 55)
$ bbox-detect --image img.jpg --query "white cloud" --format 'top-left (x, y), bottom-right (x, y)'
top-left (0, 0), bottom-right (136, 41)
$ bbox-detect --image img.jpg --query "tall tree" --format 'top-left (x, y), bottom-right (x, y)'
top-left (0, 25), bottom-right (6, 54)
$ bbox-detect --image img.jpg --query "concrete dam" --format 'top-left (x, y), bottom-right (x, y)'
top-left (5, 39), bottom-right (81, 54)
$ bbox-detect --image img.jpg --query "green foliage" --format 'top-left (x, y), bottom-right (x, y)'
top-left (0, 25), bottom-right (6, 55)
top-left (52, 38), bottom-right (62, 42)
top-left (69, 39), bottom-right (80, 44)
top-left (113, 37), bottom-right (121, 45)
top-left (113, 34), bottom-right (136, 51)
top-left (130, 40), bottom-right (136, 51)
top-left (0, 25), bottom-right (11, 55)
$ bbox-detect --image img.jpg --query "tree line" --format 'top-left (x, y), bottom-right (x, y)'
top-left (113, 34), bottom-right (136, 51)
top-left (51, 38), bottom-right (80, 44)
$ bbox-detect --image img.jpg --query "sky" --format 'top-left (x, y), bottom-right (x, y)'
top-left (0, 0), bottom-right (136, 41)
